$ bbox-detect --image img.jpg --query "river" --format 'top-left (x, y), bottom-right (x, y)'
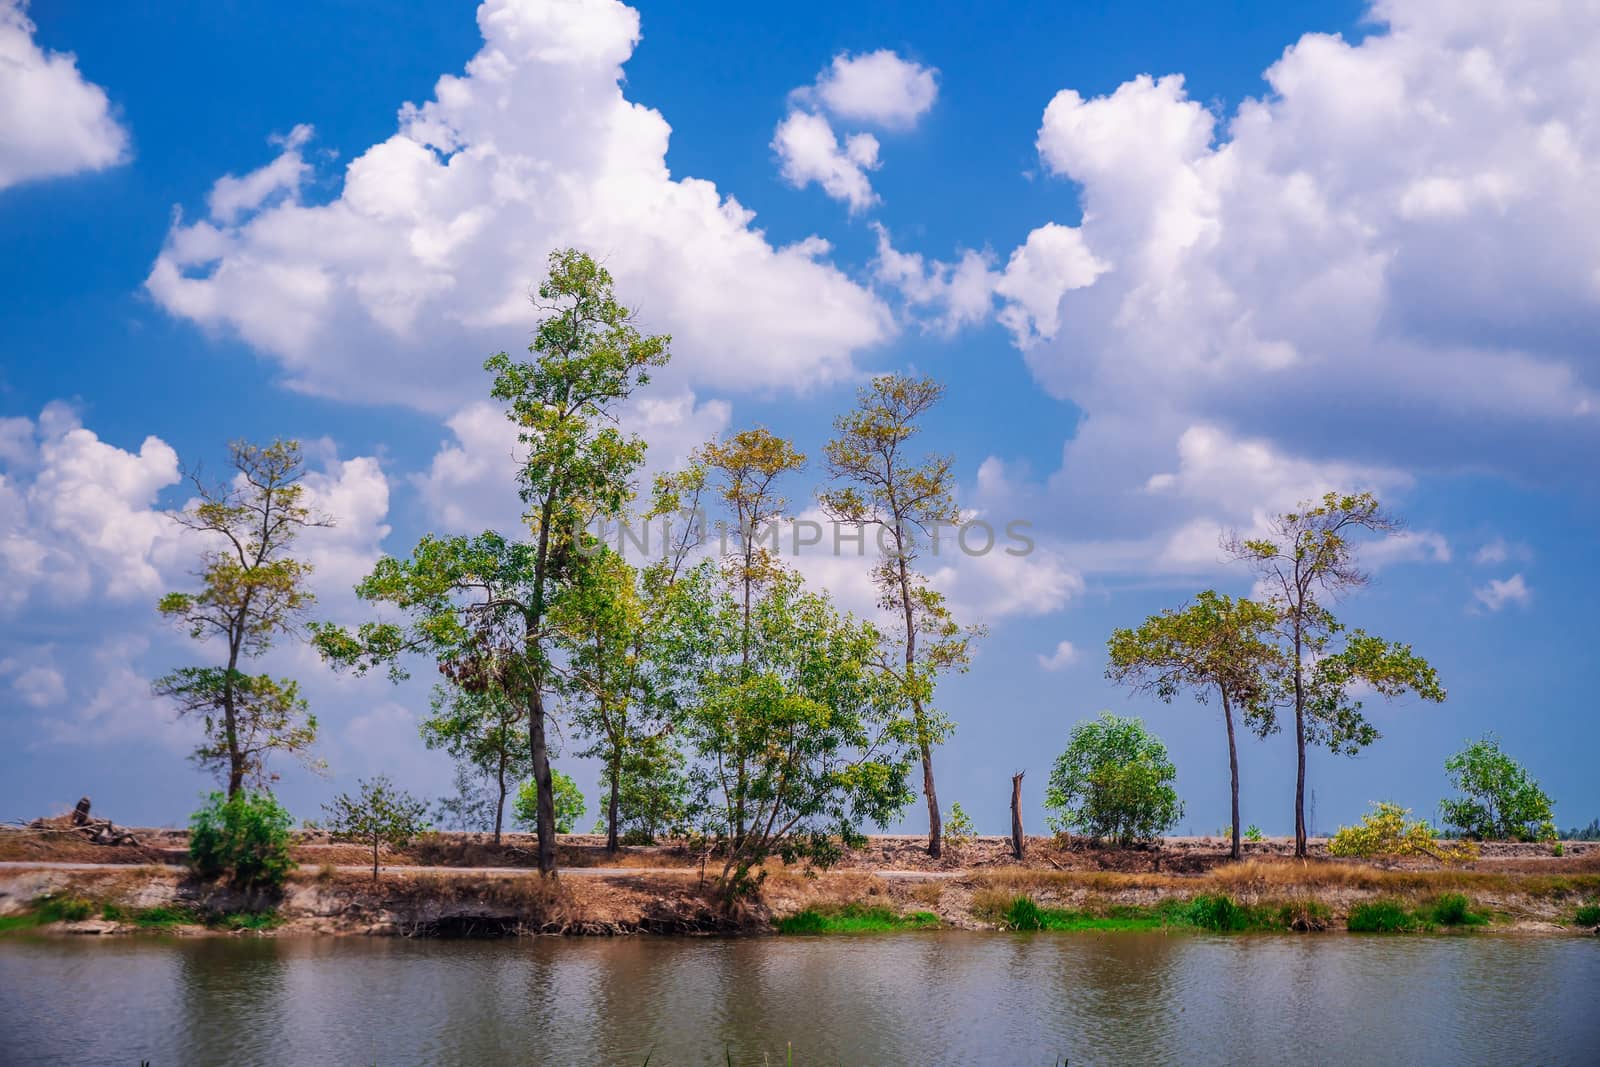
top-left (2, 932), bottom-right (1597, 1065)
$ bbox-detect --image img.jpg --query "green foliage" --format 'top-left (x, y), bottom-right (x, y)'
top-left (514, 770), bottom-right (586, 834)
top-left (1440, 736), bottom-right (1557, 841)
top-left (314, 249), bottom-right (671, 876)
top-left (819, 374), bottom-right (983, 854)
top-left (157, 439), bottom-right (326, 795)
top-left (665, 562), bottom-right (917, 888)
top-left (35, 894), bottom-right (95, 923)
top-left (188, 789), bottom-right (297, 890)
top-left (943, 802), bottom-right (977, 850)
top-left (1347, 900), bottom-right (1422, 933)
top-left (132, 905), bottom-right (199, 929)
top-left (1572, 903), bottom-right (1600, 927)
top-left (607, 734), bottom-right (690, 843)
top-left (1244, 825), bottom-right (1265, 842)
top-left (321, 776), bottom-right (430, 879)
top-left (1426, 893), bottom-right (1488, 927)
top-left (1185, 894), bottom-right (1250, 931)
top-left (1045, 713), bottom-right (1183, 844)
top-left (421, 683), bottom-right (529, 840)
top-left (1226, 491), bottom-right (1444, 856)
top-left (213, 909), bottom-right (281, 932)
top-left (776, 904), bottom-right (940, 934)
top-left (1328, 802), bottom-right (1478, 864)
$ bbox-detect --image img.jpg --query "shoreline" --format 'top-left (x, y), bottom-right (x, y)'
top-left (3, 830), bottom-right (1597, 941)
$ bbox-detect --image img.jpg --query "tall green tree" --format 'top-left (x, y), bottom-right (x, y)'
top-left (313, 249), bottom-right (669, 875)
top-left (1107, 591), bottom-right (1281, 859)
top-left (420, 683), bottom-right (529, 844)
top-left (820, 374), bottom-right (981, 858)
top-left (665, 562), bottom-right (917, 891)
top-left (156, 439), bottom-right (328, 796)
top-left (1440, 736), bottom-right (1557, 841)
top-left (1227, 492), bottom-right (1446, 857)
top-left (553, 548), bottom-right (663, 853)
top-left (696, 428), bottom-right (807, 845)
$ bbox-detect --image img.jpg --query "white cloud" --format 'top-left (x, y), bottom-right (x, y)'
top-left (1362, 529), bottom-right (1452, 568)
top-left (1473, 537), bottom-right (1533, 566)
top-left (1037, 640), bottom-right (1079, 672)
top-left (799, 49), bottom-right (938, 129)
top-left (996, 3), bottom-right (1600, 474)
top-left (0, 0), bottom-right (130, 191)
top-left (772, 110), bottom-right (880, 213)
top-left (870, 224), bottom-right (997, 333)
top-left (0, 654), bottom-right (65, 708)
top-left (1472, 573), bottom-right (1531, 613)
top-left (207, 124), bottom-right (314, 222)
top-left (146, 0), bottom-right (892, 412)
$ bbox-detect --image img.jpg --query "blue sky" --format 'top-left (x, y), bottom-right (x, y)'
top-left (2, 0), bottom-right (1595, 837)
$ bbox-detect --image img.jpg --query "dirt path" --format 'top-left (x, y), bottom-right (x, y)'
top-left (0, 860), bottom-right (961, 880)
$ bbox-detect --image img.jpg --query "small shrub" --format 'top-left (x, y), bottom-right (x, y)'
top-left (1003, 896), bottom-right (1048, 931)
top-left (188, 790), bottom-right (297, 890)
top-left (214, 910), bottom-right (281, 932)
top-left (1277, 899), bottom-right (1333, 932)
top-left (1186, 894), bottom-right (1248, 931)
top-left (1347, 899), bottom-right (1420, 933)
top-left (943, 803), bottom-right (977, 851)
top-left (134, 905), bottom-right (198, 929)
top-left (322, 776), bottom-right (430, 880)
top-left (1427, 893), bottom-right (1487, 928)
top-left (1573, 903), bottom-right (1600, 927)
top-left (1552, 842), bottom-right (1564, 857)
top-left (1328, 802), bottom-right (1478, 864)
top-left (1244, 825), bottom-right (1264, 842)
top-left (35, 894), bottom-right (94, 923)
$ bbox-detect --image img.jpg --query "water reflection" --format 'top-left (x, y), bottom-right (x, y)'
top-left (1, 932), bottom-right (1596, 1066)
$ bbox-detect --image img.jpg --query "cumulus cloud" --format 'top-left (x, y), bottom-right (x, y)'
top-left (772, 111), bottom-right (881, 214)
top-left (1037, 640), bottom-right (1079, 672)
top-left (996, 2), bottom-right (1600, 484)
top-left (1472, 573), bottom-right (1531, 613)
top-left (798, 49), bottom-right (939, 129)
top-left (147, 0), bottom-right (892, 411)
top-left (0, 0), bottom-right (130, 191)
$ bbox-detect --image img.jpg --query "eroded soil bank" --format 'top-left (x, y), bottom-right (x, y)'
top-left (3, 827), bottom-right (1598, 939)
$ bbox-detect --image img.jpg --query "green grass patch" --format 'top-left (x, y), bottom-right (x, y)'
top-left (1425, 893), bottom-right (1488, 928)
top-left (776, 904), bottom-right (938, 934)
top-left (134, 905), bottom-right (201, 929)
top-left (0, 912), bottom-right (44, 933)
top-left (1348, 899), bottom-right (1424, 933)
top-left (992, 893), bottom-right (1299, 933)
top-left (1572, 902), bottom-right (1600, 927)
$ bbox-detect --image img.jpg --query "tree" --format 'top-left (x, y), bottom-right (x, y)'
top-left (695, 427), bottom-right (807, 849)
top-left (313, 249), bottom-right (669, 875)
top-left (1107, 591), bottom-right (1281, 859)
top-left (157, 439), bottom-right (328, 796)
top-left (553, 548), bottom-right (664, 853)
top-left (187, 789), bottom-right (296, 890)
top-left (1440, 736), bottom-right (1557, 841)
top-left (820, 374), bottom-right (981, 858)
top-left (1227, 492), bottom-right (1445, 857)
top-left (597, 733), bottom-right (689, 844)
top-left (322, 775), bottom-right (430, 880)
top-left (514, 770), bottom-right (586, 834)
top-left (1045, 713), bottom-right (1183, 845)
top-left (419, 683), bottom-right (529, 844)
top-left (667, 563), bottom-right (917, 891)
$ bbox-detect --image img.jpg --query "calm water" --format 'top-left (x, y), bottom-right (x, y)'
top-left (2, 932), bottom-right (1597, 1066)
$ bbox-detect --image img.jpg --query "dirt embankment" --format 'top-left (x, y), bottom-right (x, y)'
top-left (2, 826), bottom-right (1596, 939)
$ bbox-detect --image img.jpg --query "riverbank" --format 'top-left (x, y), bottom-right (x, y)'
top-left (3, 827), bottom-right (1598, 939)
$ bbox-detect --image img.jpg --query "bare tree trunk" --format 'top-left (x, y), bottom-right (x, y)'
top-left (529, 691), bottom-right (556, 875)
top-left (371, 836), bottom-right (379, 881)
top-left (1222, 688), bottom-right (1241, 861)
top-left (493, 749), bottom-right (506, 846)
top-left (606, 748), bottom-right (621, 854)
top-left (1010, 772), bottom-right (1026, 861)
top-left (1292, 624), bottom-right (1308, 858)
top-left (922, 743), bottom-right (942, 859)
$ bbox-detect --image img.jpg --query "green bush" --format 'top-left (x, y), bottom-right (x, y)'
top-left (1328, 802), bottom-right (1477, 863)
top-left (1347, 899), bottom-right (1420, 933)
top-left (35, 894), bottom-right (95, 923)
top-left (1244, 825), bottom-right (1264, 842)
top-left (1045, 713), bottom-right (1183, 844)
top-left (1574, 903), bottom-right (1600, 927)
top-left (1003, 896), bottom-right (1049, 931)
top-left (1440, 736), bottom-right (1557, 842)
top-left (943, 802), bottom-right (977, 851)
top-left (1426, 893), bottom-right (1487, 927)
top-left (513, 770), bottom-right (586, 834)
top-left (1186, 894), bottom-right (1248, 931)
top-left (188, 790), bottom-right (296, 890)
